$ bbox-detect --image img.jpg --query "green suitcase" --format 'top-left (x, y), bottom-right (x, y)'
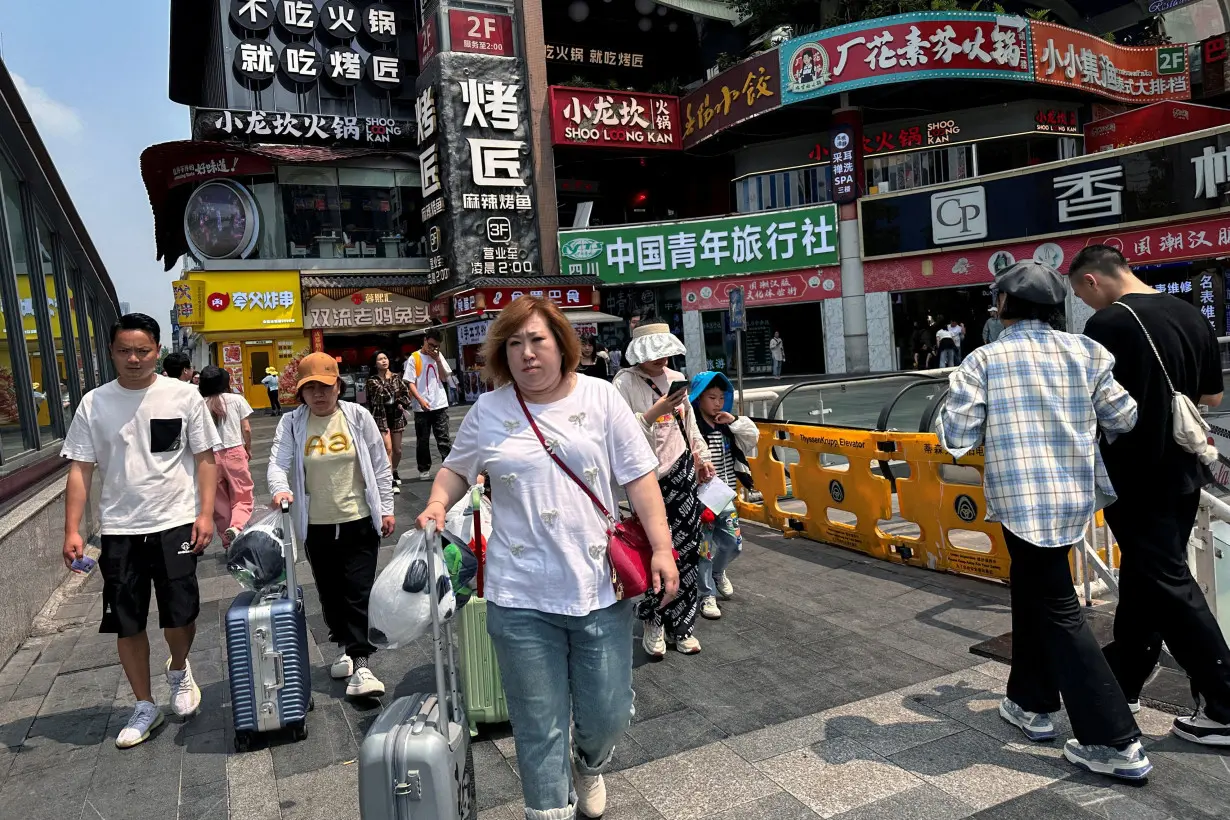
top-left (454, 484), bottom-right (510, 736)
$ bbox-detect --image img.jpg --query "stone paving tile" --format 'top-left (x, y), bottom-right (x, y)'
top-left (757, 736), bottom-right (925, 818)
top-left (815, 692), bottom-right (966, 757)
top-left (624, 741), bottom-right (781, 820)
top-left (829, 783), bottom-right (974, 820)
top-left (0, 695), bottom-right (45, 749)
top-left (180, 727), bottom-right (229, 789)
top-left (0, 751), bottom-right (89, 820)
top-left (704, 791), bottom-right (820, 820)
top-left (930, 691), bottom-right (1073, 747)
top-left (723, 712), bottom-right (835, 764)
top-left (631, 678), bottom-right (687, 725)
top-left (0, 683), bottom-right (17, 704)
top-left (0, 647), bottom-right (40, 688)
top-left (610, 733), bottom-right (653, 771)
top-left (227, 747), bottom-right (282, 820)
top-left (178, 780), bottom-right (230, 820)
top-left (10, 662), bottom-right (60, 701)
top-left (893, 669), bottom-right (1005, 710)
top-left (477, 805), bottom-right (521, 820)
top-left (474, 737), bottom-right (521, 812)
top-left (1141, 733), bottom-right (1230, 789)
top-left (277, 760), bottom-right (359, 820)
top-left (887, 729), bottom-right (1069, 811)
top-left (626, 708), bottom-right (727, 759)
top-left (1040, 775), bottom-right (1171, 820)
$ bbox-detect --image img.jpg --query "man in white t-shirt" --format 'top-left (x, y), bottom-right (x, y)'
top-left (404, 328), bottom-right (453, 480)
top-left (61, 313), bottom-right (220, 750)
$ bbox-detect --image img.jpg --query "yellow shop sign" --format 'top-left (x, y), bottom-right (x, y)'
top-left (189, 271), bottom-right (303, 333)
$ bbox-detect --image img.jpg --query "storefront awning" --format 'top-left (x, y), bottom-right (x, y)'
top-left (564, 310), bottom-right (622, 325)
top-left (300, 274), bottom-right (430, 300)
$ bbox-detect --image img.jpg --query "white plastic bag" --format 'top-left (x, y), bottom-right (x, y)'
top-left (368, 526), bottom-right (456, 650)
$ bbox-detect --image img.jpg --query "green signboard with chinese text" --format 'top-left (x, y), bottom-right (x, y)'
top-left (558, 204), bottom-right (841, 284)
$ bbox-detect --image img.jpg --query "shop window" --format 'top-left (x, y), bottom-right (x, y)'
top-left (30, 213), bottom-right (67, 439)
top-left (735, 166), bottom-right (831, 213)
top-left (0, 156), bottom-right (39, 459)
top-left (65, 260), bottom-right (95, 394)
top-left (278, 165), bottom-right (425, 259)
top-left (866, 145), bottom-right (973, 194)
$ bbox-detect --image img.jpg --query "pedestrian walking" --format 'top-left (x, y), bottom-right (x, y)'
top-left (935, 315), bottom-right (957, 368)
top-left (364, 350), bottom-right (412, 495)
top-left (261, 367), bottom-right (282, 415)
top-left (61, 313), bottom-right (219, 749)
top-left (162, 351), bottom-right (194, 383)
top-left (948, 317), bottom-right (966, 363)
top-left (1069, 244), bottom-right (1230, 746)
top-left (415, 296), bottom-right (677, 820)
top-left (613, 324), bottom-right (715, 657)
top-left (404, 328), bottom-right (453, 480)
top-left (769, 330), bottom-right (785, 378)
top-left (578, 334), bottom-right (612, 381)
top-left (939, 261), bottom-right (1152, 780)
top-left (983, 307), bottom-right (1005, 345)
top-left (268, 353), bottom-right (395, 699)
top-left (689, 371), bottom-right (758, 621)
top-left (198, 366), bottom-right (254, 547)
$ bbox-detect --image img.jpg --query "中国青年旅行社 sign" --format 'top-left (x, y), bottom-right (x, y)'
top-left (557, 204), bottom-right (840, 284)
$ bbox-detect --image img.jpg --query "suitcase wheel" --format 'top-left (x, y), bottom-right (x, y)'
top-left (234, 732), bottom-right (253, 753)
top-left (308, 697), bottom-right (315, 712)
top-left (291, 723), bottom-right (309, 742)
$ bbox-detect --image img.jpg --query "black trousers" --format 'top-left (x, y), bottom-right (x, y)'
top-left (304, 518), bottom-right (380, 658)
top-left (414, 408), bottom-right (452, 472)
top-left (1004, 529), bottom-right (1139, 748)
top-left (1103, 489), bottom-right (1230, 723)
top-left (266, 388), bottom-right (281, 415)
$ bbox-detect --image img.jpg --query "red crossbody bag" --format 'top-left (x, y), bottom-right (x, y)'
top-left (514, 389), bottom-right (669, 600)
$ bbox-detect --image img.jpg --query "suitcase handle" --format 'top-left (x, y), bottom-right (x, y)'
top-left (264, 649), bottom-right (285, 692)
top-left (279, 499), bottom-right (299, 605)
top-left (423, 522), bottom-right (463, 734)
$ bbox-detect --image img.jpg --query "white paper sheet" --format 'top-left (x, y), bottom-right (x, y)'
top-left (697, 478), bottom-right (736, 514)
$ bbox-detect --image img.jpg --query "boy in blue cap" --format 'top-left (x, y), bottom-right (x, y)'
top-left (689, 371), bottom-right (759, 620)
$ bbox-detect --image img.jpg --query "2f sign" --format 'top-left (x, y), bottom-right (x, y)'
top-left (448, 9), bottom-right (515, 57)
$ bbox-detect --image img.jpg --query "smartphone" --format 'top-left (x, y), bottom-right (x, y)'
top-left (668, 380), bottom-right (689, 396)
top-left (70, 556), bottom-right (97, 575)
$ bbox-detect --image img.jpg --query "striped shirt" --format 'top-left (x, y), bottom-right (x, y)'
top-left (703, 429), bottom-right (738, 491)
top-left (938, 320), bottom-right (1138, 548)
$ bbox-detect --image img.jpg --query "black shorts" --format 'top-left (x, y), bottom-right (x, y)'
top-left (99, 523), bottom-right (200, 637)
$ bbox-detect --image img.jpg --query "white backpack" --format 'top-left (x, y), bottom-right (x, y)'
top-left (1115, 301), bottom-right (1218, 466)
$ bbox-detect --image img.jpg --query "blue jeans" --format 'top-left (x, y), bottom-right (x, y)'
top-left (487, 600), bottom-right (635, 820)
top-left (939, 349), bottom-right (956, 368)
top-left (698, 505), bottom-right (742, 598)
top-left (772, 358), bottom-right (782, 377)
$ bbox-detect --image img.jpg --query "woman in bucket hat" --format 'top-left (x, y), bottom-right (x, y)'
top-left (613, 324), bottom-right (715, 657)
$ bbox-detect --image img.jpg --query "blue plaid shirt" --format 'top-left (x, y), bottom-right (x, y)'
top-left (938, 320), bottom-right (1138, 548)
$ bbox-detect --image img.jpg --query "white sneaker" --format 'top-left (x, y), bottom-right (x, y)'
top-left (715, 573), bottom-right (734, 599)
top-left (672, 635), bottom-right (701, 655)
top-left (223, 526), bottom-right (240, 545)
top-left (572, 760), bottom-right (606, 818)
top-left (1127, 700), bottom-right (1141, 714)
top-left (346, 667), bottom-right (385, 697)
top-left (116, 701), bottom-right (164, 749)
top-left (392, 484), bottom-right (401, 495)
top-left (165, 659), bottom-right (201, 717)
top-left (419, 471), bottom-right (432, 481)
top-left (701, 596), bottom-right (721, 620)
top-left (330, 652), bottom-right (354, 680)
top-left (641, 622), bottom-right (666, 658)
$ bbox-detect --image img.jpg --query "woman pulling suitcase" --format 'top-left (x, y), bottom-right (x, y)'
top-left (268, 352), bottom-right (396, 699)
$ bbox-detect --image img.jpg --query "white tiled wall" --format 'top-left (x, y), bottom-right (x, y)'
top-left (823, 299), bottom-right (845, 374)
top-left (865, 291), bottom-right (896, 372)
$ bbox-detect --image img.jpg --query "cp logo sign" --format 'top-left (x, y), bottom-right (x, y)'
top-left (931, 186), bottom-right (988, 245)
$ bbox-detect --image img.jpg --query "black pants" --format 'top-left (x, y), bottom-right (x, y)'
top-left (1004, 529), bottom-right (1138, 748)
top-left (304, 518), bottom-right (380, 658)
top-left (267, 388), bottom-right (281, 415)
top-left (1103, 489), bottom-right (1230, 723)
top-left (414, 408), bottom-right (452, 472)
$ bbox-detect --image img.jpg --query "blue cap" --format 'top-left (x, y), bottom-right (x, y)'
top-left (688, 371), bottom-right (733, 413)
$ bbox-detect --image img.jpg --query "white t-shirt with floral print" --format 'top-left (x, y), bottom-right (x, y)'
top-left (443, 374), bottom-right (659, 616)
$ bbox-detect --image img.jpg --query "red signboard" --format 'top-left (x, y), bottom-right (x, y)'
top-left (1030, 21), bottom-right (1190, 103)
top-left (453, 285), bottom-right (596, 318)
top-left (548, 87), bottom-right (681, 150)
top-left (681, 271), bottom-right (842, 312)
top-left (428, 295), bottom-right (450, 322)
top-left (448, 9), bottom-right (515, 57)
top-left (680, 50), bottom-right (781, 150)
top-left (417, 12), bottom-right (439, 67)
top-left (1084, 101), bottom-right (1230, 153)
top-left (863, 214), bottom-right (1230, 293)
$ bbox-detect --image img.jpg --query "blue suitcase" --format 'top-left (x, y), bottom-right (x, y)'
top-left (226, 501), bottom-right (313, 752)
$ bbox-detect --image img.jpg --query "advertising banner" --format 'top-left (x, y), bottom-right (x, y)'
top-left (305, 290), bottom-right (431, 330)
top-left (863, 214), bottom-right (1230, 293)
top-left (862, 99), bottom-right (1079, 155)
top-left (1083, 101), bottom-right (1230, 153)
top-left (1029, 21), bottom-right (1190, 104)
top-left (681, 270), bottom-right (842, 311)
top-left (172, 279), bottom-right (206, 327)
top-left (447, 8), bottom-right (515, 57)
top-left (859, 127), bottom-right (1230, 259)
top-left (680, 50), bottom-right (781, 150)
top-left (558, 204), bottom-right (840, 284)
top-left (779, 12), bottom-right (1032, 106)
top-left (193, 271), bottom-right (303, 332)
top-left (453, 285), bottom-right (596, 318)
top-left (415, 51), bottom-right (542, 289)
top-left (548, 87), bottom-right (680, 150)
top-left (194, 108), bottom-right (416, 149)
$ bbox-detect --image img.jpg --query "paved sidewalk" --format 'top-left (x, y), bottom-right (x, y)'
top-left (1, 414), bottom-right (1227, 819)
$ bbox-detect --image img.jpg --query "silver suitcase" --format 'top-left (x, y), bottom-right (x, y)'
top-left (359, 523), bottom-right (477, 820)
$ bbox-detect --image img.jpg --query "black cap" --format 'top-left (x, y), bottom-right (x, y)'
top-left (994, 260), bottom-right (1066, 306)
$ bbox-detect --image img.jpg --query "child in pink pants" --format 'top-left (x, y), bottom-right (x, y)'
top-left (199, 366), bottom-right (255, 546)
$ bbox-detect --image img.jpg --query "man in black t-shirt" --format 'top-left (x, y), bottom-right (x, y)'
top-left (1070, 245), bottom-right (1230, 747)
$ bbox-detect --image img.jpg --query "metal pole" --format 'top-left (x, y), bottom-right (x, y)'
top-left (735, 328), bottom-right (744, 415)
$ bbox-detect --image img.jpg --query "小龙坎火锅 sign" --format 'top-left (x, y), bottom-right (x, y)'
top-left (193, 108), bottom-right (416, 148)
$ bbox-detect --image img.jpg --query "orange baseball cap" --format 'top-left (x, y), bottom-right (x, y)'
top-left (295, 352), bottom-right (340, 392)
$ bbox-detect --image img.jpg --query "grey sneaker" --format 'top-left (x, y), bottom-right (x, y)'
top-left (1063, 739), bottom-right (1152, 780)
top-left (998, 697), bottom-right (1057, 741)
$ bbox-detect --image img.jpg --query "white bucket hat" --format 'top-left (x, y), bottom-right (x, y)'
top-left (624, 323), bottom-right (686, 365)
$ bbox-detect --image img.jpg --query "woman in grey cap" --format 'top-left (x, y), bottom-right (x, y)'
top-left (937, 260), bottom-right (1152, 781)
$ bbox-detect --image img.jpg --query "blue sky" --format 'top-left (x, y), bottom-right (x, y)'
top-left (1, 0), bottom-right (187, 342)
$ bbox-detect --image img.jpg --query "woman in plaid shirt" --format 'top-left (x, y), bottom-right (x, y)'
top-left (939, 261), bottom-right (1151, 782)
top-left (365, 350), bottom-right (412, 494)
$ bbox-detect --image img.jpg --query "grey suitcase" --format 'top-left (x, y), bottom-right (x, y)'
top-left (225, 500), bottom-right (313, 751)
top-left (359, 523), bottom-right (477, 820)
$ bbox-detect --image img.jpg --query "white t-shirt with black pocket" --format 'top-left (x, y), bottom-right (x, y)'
top-left (61, 378), bottom-right (221, 535)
